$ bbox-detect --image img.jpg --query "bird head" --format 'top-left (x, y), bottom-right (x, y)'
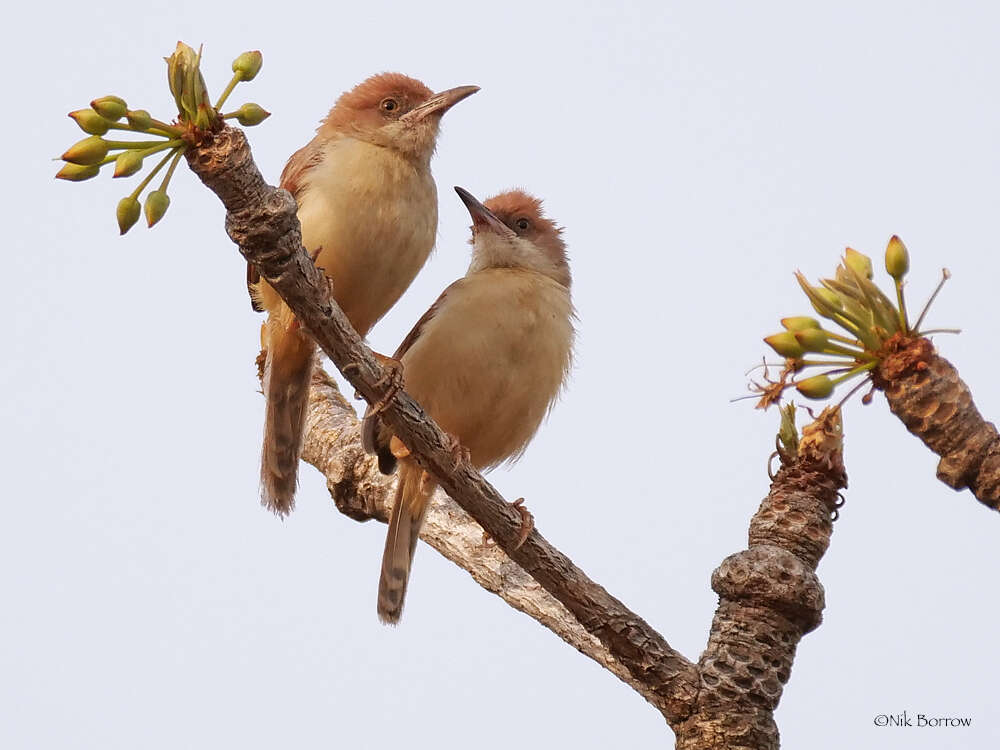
top-left (321, 73), bottom-right (478, 162)
top-left (455, 187), bottom-right (570, 289)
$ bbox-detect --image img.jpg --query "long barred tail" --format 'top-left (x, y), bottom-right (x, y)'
top-left (378, 462), bottom-right (431, 624)
top-left (260, 317), bottom-right (316, 516)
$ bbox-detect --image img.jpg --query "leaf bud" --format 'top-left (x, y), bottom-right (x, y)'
top-left (126, 109), bottom-right (153, 130)
top-left (113, 150), bottom-right (144, 178)
top-left (764, 332), bottom-right (805, 358)
top-left (795, 374), bottom-right (835, 400)
top-left (90, 96), bottom-right (128, 121)
top-left (235, 102), bottom-right (270, 126)
top-left (116, 196), bottom-right (141, 234)
top-left (232, 51), bottom-right (263, 81)
top-left (69, 109), bottom-right (110, 135)
top-left (62, 135), bottom-right (110, 165)
top-left (144, 189), bottom-right (170, 227)
top-left (55, 163), bottom-right (100, 181)
top-left (885, 235), bottom-right (910, 280)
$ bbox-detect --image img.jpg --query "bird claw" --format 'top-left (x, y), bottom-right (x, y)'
top-left (480, 498), bottom-right (533, 550)
top-left (511, 498), bottom-right (534, 550)
top-left (369, 354), bottom-right (405, 416)
top-left (441, 432), bottom-right (471, 471)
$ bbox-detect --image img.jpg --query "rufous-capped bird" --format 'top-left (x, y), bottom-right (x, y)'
top-left (251, 73), bottom-right (478, 516)
top-left (362, 187), bottom-right (575, 624)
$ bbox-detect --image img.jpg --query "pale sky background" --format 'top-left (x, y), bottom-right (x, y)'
top-left (4, 2), bottom-right (999, 748)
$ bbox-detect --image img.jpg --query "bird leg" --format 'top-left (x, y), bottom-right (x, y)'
top-left (441, 431), bottom-right (471, 470)
top-left (510, 497), bottom-right (534, 550)
top-left (367, 353), bottom-right (405, 416)
top-left (479, 498), bottom-right (534, 550)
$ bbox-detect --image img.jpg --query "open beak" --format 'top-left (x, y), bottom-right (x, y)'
top-left (455, 186), bottom-right (515, 237)
top-left (402, 85), bottom-right (480, 123)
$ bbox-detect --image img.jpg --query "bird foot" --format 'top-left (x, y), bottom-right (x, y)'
top-left (510, 498), bottom-right (534, 549)
top-left (368, 353), bottom-right (405, 416)
top-left (480, 499), bottom-right (533, 550)
top-left (441, 432), bottom-right (471, 471)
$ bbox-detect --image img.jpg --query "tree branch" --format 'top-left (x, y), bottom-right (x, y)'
top-left (300, 368), bottom-right (675, 709)
top-left (185, 126), bottom-right (850, 747)
top-left (875, 336), bottom-right (1000, 510)
top-left (184, 126), bottom-right (700, 723)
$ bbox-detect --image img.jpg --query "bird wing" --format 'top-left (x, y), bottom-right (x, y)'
top-left (361, 280), bottom-right (464, 473)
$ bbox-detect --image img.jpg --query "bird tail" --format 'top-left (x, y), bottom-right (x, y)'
top-left (260, 314), bottom-right (316, 516)
top-left (378, 462), bottom-right (432, 624)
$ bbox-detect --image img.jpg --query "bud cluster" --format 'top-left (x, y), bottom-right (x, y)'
top-left (754, 238), bottom-right (953, 407)
top-left (56, 43), bottom-right (270, 235)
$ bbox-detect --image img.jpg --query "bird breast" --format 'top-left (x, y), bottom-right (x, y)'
top-left (400, 268), bottom-right (574, 469)
top-left (296, 137), bottom-right (438, 337)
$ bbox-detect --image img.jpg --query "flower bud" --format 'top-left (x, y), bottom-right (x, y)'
top-left (62, 135), bottom-right (110, 165)
top-left (144, 190), bottom-right (170, 227)
top-left (55, 162), bottom-right (100, 181)
top-left (796, 374), bottom-right (835, 400)
top-left (885, 235), bottom-right (909, 280)
top-left (126, 109), bottom-right (153, 130)
top-left (764, 332), bottom-right (805, 358)
top-left (69, 109), bottom-right (110, 135)
top-left (113, 150), bottom-right (144, 178)
top-left (90, 96), bottom-right (128, 121)
top-left (780, 316), bottom-right (821, 331)
top-left (794, 328), bottom-right (830, 352)
top-left (232, 51), bottom-right (263, 81)
top-left (844, 248), bottom-right (873, 279)
top-left (235, 103), bottom-right (270, 126)
top-left (117, 196), bottom-right (141, 234)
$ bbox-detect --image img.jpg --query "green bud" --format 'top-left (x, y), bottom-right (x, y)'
top-left (235, 102), bottom-right (270, 126)
top-left (144, 189), bottom-right (170, 227)
top-left (117, 196), bottom-right (141, 234)
top-left (816, 287), bottom-right (843, 310)
top-left (795, 374), bottom-right (835, 400)
top-left (844, 248), bottom-right (873, 279)
top-left (62, 135), bottom-right (110, 165)
top-left (885, 235), bottom-right (910, 280)
top-left (126, 109), bottom-right (153, 130)
top-left (69, 109), bottom-right (110, 135)
top-left (794, 328), bottom-right (830, 352)
top-left (90, 96), bottom-right (128, 121)
top-left (113, 150), bottom-right (144, 178)
top-left (781, 316), bottom-right (821, 331)
top-left (232, 50), bottom-right (263, 81)
top-left (55, 162), bottom-right (100, 181)
top-left (764, 332), bottom-right (805, 358)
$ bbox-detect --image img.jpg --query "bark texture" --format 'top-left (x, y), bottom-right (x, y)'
top-left (186, 126), bottom-right (699, 722)
top-left (674, 409), bottom-right (846, 749)
top-left (301, 369), bottom-right (678, 709)
top-left (875, 335), bottom-right (1000, 510)
top-left (185, 125), bottom-right (849, 746)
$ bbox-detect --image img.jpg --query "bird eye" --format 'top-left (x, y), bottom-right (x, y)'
top-left (380, 98), bottom-right (399, 114)
top-left (515, 218), bottom-right (531, 232)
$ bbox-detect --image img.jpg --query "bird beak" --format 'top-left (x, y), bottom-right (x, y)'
top-left (402, 85), bottom-right (480, 123)
top-left (455, 186), bottom-right (515, 237)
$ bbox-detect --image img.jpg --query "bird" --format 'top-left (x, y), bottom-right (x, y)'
top-left (362, 186), bottom-right (575, 624)
top-left (250, 73), bottom-right (479, 516)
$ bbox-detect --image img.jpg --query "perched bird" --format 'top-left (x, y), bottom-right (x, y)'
top-left (251, 73), bottom-right (478, 516)
top-left (362, 187), bottom-right (575, 624)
